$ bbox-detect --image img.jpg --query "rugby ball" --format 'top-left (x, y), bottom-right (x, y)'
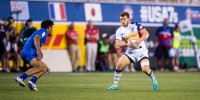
top-left (128, 37), bottom-right (138, 49)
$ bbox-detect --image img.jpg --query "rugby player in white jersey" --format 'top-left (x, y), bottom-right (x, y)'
top-left (107, 12), bottom-right (158, 90)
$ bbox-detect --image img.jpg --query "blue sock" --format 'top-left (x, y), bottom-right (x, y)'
top-left (19, 73), bottom-right (28, 80)
top-left (30, 76), bottom-right (38, 84)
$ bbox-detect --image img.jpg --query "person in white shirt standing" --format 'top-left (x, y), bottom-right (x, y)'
top-left (85, 20), bottom-right (99, 72)
top-left (107, 12), bottom-right (158, 91)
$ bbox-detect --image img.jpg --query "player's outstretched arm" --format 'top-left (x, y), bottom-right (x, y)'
top-left (115, 39), bottom-right (129, 48)
top-left (34, 35), bottom-right (43, 60)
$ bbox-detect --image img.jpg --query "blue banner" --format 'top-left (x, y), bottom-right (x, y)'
top-left (65, 2), bottom-right (85, 21)
top-left (101, 3), bottom-right (200, 25)
top-left (0, 1), bottom-right (200, 25)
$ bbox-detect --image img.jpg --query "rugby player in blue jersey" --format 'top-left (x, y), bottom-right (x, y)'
top-left (14, 19), bottom-right (54, 91)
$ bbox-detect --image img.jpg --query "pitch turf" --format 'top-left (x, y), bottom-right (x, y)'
top-left (0, 72), bottom-right (200, 100)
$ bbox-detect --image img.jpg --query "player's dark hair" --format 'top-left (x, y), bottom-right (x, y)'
top-left (120, 12), bottom-right (129, 18)
top-left (41, 19), bottom-right (54, 29)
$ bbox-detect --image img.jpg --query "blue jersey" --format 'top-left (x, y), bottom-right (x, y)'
top-left (20, 28), bottom-right (48, 63)
top-left (156, 25), bottom-right (173, 47)
top-left (23, 28), bottom-right (48, 50)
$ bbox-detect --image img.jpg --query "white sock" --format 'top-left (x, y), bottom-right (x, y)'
top-left (148, 70), bottom-right (156, 81)
top-left (114, 71), bottom-right (122, 86)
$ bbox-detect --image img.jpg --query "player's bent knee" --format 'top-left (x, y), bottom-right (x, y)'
top-left (141, 66), bottom-right (149, 72)
top-left (43, 66), bottom-right (48, 72)
top-left (116, 62), bottom-right (124, 70)
top-left (41, 62), bottom-right (48, 72)
top-left (37, 66), bottom-right (44, 72)
top-left (140, 59), bottom-right (150, 72)
top-left (140, 59), bottom-right (149, 67)
top-left (34, 61), bottom-right (46, 72)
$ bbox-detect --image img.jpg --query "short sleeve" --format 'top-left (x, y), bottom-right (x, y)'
top-left (36, 30), bottom-right (45, 38)
top-left (115, 28), bottom-right (122, 40)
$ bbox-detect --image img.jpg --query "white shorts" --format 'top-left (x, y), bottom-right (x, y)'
top-left (125, 48), bottom-right (149, 63)
top-left (169, 48), bottom-right (179, 57)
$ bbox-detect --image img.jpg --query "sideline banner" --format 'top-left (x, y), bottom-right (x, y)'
top-left (10, 1), bottom-right (30, 20)
top-left (1, 1), bottom-right (200, 25)
top-left (42, 50), bottom-right (72, 72)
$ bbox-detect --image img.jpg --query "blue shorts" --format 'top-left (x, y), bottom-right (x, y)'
top-left (20, 49), bottom-right (37, 64)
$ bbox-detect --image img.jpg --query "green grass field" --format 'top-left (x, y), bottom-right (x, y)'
top-left (0, 72), bottom-right (200, 100)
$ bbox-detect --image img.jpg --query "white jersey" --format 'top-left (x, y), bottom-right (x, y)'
top-left (115, 22), bottom-right (148, 63)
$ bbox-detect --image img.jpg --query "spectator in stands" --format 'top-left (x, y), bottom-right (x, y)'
top-left (5, 16), bottom-right (20, 72)
top-left (19, 18), bottom-right (37, 71)
top-left (96, 33), bottom-right (110, 71)
top-left (0, 18), bottom-right (7, 72)
top-left (66, 22), bottom-right (80, 72)
top-left (85, 20), bottom-right (99, 72)
top-left (155, 18), bottom-right (173, 71)
top-left (6, 36), bottom-right (19, 72)
top-left (169, 24), bottom-right (181, 71)
top-left (19, 18), bottom-right (37, 47)
top-left (5, 17), bottom-right (16, 44)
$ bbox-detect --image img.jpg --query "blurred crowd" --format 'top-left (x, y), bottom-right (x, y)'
top-left (0, 17), bottom-right (36, 72)
top-left (0, 16), bottom-right (182, 73)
